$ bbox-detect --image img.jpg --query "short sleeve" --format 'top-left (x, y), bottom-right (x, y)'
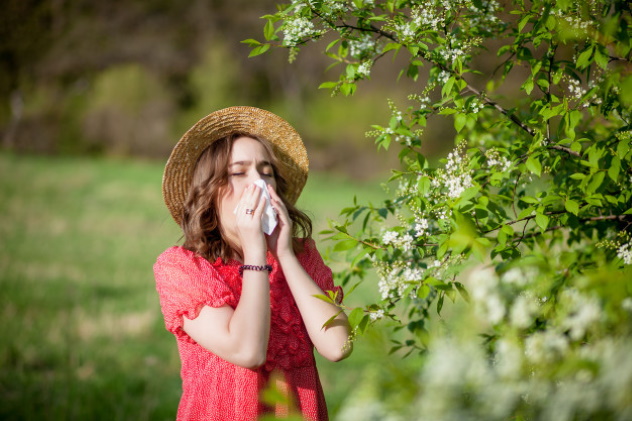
top-left (298, 238), bottom-right (344, 303)
top-left (153, 247), bottom-right (236, 342)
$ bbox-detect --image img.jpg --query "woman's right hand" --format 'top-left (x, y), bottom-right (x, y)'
top-left (233, 184), bottom-right (267, 260)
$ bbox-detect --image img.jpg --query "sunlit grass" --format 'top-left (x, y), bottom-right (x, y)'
top-left (0, 152), bottom-right (415, 420)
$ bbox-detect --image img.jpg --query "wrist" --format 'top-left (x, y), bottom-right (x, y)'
top-left (239, 264), bottom-right (273, 276)
top-left (276, 249), bottom-right (297, 266)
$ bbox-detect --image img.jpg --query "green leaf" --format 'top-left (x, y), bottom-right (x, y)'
top-left (325, 38), bottom-right (340, 52)
top-left (321, 310), bottom-right (344, 328)
top-left (535, 213), bottom-right (549, 230)
top-left (501, 225), bottom-right (514, 236)
top-left (441, 77), bottom-right (455, 97)
top-left (518, 14), bottom-right (531, 32)
top-left (348, 307), bottom-right (365, 329)
top-left (383, 42), bottom-right (402, 53)
top-left (264, 19), bottom-right (276, 41)
top-left (565, 199), bottom-right (580, 215)
top-left (586, 171), bottom-right (605, 194)
top-left (576, 45), bottom-right (594, 69)
top-left (522, 77), bottom-right (534, 95)
top-left (313, 294), bottom-right (335, 305)
top-left (618, 76), bottom-right (632, 107)
top-left (318, 81), bottom-right (338, 90)
top-left (608, 156), bottom-right (621, 182)
top-left (617, 139), bottom-right (631, 159)
top-left (594, 47), bottom-right (609, 69)
top-left (526, 155), bottom-right (542, 176)
top-left (241, 38), bottom-right (261, 46)
top-left (454, 113), bottom-right (467, 133)
top-left (417, 176), bottom-right (431, 195)
top-left (454, 282), bottom-right (470, 303)
top-left (340, 82), bottom-right (356, 96)
top-left (334, 239), bottom-right (358, 252)
top-left (518, 206), bottom-right (535, 219)
top-left (248, 43), bottom-right (270, 57)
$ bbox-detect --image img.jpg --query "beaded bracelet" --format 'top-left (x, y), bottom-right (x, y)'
top-left (239, 264), bottom-right (273, 276)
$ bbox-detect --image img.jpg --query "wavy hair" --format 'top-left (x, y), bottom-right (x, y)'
top-left (181, 133), bottom-right (312, 262)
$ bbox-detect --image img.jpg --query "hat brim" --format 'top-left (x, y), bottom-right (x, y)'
top-left (162, 106), bottom-right (309, 226)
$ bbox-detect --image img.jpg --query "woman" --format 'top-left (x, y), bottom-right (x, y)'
top-left (154, 106), bottom-right (351, 421)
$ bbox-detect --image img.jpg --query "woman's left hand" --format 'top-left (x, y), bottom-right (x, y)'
top-left (266, 185), bottom-right (294, 258)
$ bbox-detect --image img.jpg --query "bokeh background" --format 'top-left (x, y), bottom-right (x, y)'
top-left (0, 1), bottom-right (455, 419)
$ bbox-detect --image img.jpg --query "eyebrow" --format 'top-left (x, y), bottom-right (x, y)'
top-left (229, 160), bottom-right (273, 168)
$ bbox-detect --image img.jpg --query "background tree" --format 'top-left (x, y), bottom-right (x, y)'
top-left (248, 0), bottom-right (632, 418)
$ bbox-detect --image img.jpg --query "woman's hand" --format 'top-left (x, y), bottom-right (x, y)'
top-left (234, 184), bottom-right (267, 260)
top-left (266, 185), bottom-right (294, 259)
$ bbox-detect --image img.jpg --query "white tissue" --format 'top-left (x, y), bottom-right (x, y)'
top-left (233, 180), bottom-right (278, 235)
top-left (254, 179), bottom-right (278, 235)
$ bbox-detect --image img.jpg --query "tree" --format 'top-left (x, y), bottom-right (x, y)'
top-left (248, 1), bottom-right (632, 419)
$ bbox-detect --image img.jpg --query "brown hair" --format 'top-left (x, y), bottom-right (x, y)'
top-left (181, 133), bottom-right (312, 262)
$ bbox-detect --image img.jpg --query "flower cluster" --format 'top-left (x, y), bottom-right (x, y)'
top-left (374, 259), bottom-right (424, 301)
top-left (485, 149), bottom-right (512, 172)
top-left (559, 288), bottom-right (602, 340)
top-left (467, 0), bottom-right (503, 34)
top-left (567, 77), bottom-right (587, 100)
top-left (432, 143), bottom-right (473, 199)
top-left (411, 5), bottom-right (446, 31)
top-left (381, 230), bottom-right (415, 252)
top-left (348, 33), bottom-right (379, 60)
top-left (282, 15), bottom-right (321, 46)
top-left (357, 61), bottom-right (372, 77)
top-left (414, 217), bottom-right (430, 237)
top-left (552, 6), bottom-right (596, 32)
top-left (617, 242), bottom-right (632, 265)
top-left (469, 266), bottom-right (506, 324)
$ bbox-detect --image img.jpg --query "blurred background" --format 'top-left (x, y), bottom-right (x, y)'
top-left (0, 0), bottom-right (449, 419)
top-left (2, 0), bottom-right (458, 177)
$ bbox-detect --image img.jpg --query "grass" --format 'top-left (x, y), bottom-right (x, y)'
top-left (0, 152), bottom-right (415, 420)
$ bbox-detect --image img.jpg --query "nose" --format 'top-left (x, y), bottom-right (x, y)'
top-left (248, 168), bottom-right (264, 185)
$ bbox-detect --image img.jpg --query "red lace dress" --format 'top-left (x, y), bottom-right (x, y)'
top-left (154, 238), bottom-right (342, 421)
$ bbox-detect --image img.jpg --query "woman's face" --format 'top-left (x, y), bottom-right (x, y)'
top-left (218, 136), bottom-right (277, 242)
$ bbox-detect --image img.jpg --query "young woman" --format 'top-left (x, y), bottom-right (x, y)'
top-left (154, 106), bottom-right (351, 420)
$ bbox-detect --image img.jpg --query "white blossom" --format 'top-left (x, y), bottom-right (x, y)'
top-left (567, 78), bottom-right (587, 100)
top-left (437, 70), bottom-right (451, 84)
top-left (501, 267), bottom-right (528, 287)
top-left (469, 266), bottom-right (506, 324)
top-left (282, 16), bottom-right (320, 46)
top-left (510, 292), bottom-right (539, 329)
top-left (525, 330), bottom-right (569, 363)
top-left (349, 33), bottom-right (376, 59)
top-left (382, 230), bottom-right (399, 245)
top-left (433, 146), bottom-right (473, 199)
top-left (495, 339), bottom-right (523, 378)
top-left (357, 61), bottom-right (372, 77)
top-left (560, 289), bottom-right (602, 340)
top-left (376, 263), bottom-right (424, 301)
top-left (370, 309), bottom-right (385, 321)
top-left (414, 217), bottom-right (429, 237)
top-left (617, 242), bottom-right (632, 265)
top-left (486, 149), bottom-right (512, 172)
top-left (411, 5), bottom-right (445, 31)
top-left (401, 234), bottom-right (414, 251)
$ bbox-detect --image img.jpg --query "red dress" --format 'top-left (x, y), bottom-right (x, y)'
top-left (154, 238), bottom-right (341, 421)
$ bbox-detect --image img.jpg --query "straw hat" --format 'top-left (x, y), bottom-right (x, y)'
top-left (162, 106), bottom-right (309, 226)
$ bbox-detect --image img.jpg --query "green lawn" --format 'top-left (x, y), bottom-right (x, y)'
top-left (0, 152), bottom-right (413, 420)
